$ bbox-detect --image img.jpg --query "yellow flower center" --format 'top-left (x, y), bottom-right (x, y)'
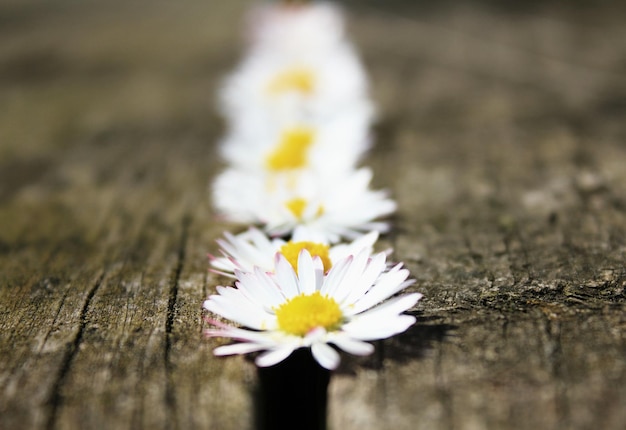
top-left (284, 198), bottom-right (324, 220)
top-left (280, 241), bottom-right (332, 273)
top-left (285, 197), bottom-right (307, 219)
top-left (275, 292), bottom-right (343, 336)
top-left (265, 127), bottom-right (315, 171)
top-left (267, 67), bottom-right (315, 95)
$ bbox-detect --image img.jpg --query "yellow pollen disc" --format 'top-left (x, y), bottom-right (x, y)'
top-left (280, 241), bottom-right (332, 273)
top-left (275, 292), bottom-right (343, 336)
top-left (285, 198), bottom-right (324, 221)
top-left (285, 197), bottom-right (306, 219)
top-left (267, 67), bottom-right (315, 95)
top-left (265, 127), bottom-right (315, 171)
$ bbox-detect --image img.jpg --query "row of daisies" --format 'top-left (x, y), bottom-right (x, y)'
top-left (203, 1), bottom-right (422, 370)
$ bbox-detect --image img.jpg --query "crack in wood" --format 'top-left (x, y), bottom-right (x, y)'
top-left (38, 286), bottom-right (71, 354)
top-left (164, 215), bottom-right (191, 428)
top-left (44, 271), bottom-right (105, 430)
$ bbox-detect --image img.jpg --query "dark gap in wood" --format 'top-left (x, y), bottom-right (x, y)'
top-left (433, 332), bottom-right (454, 430)
top-left (254, 348), bottom-right (330, 430)
top-left (374, 339), bottom-right (385, 370)
top-left (543, 316), bottom-right (571, 428)
top-left (164, 215), bottom-right (191, 424)
top-left (44, 272), bottom-right (105, 430)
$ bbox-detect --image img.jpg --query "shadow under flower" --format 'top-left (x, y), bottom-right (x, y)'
top-left (335, 313), bottom-right (457, 374)
top-left (250, 313), bottom-right (456, 430)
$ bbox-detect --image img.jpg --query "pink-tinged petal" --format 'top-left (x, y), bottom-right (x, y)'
top-left (336, 251), bottom-right (387, 306)
top-left (309, 253), bottom-right (325, 291)
top-left (311, 342), bottom-right (340, 370)
top-left (232, 268), bottom-right (281, 310)
top-left (320, 254), bottom-right (353, 297)
top-left (204, 320), bottom-right (275, 344)
top-left (214, 342), bottom-right (269, 356)
top-left (297, 250), bottom-right (317, 295)
top-left (274, 253), bottom-right (300, 297)
top-left (348, 268), bottom-right (414, 315)
top-left (246, 266), bottom-right (287, 305)
top-left (208, 267), bottom-right (238, 279)
top-left (331, 248), bottom-right (371, 300)
top-left (215, 234), bottom-right (239, 258)
top-left (329, 230), bottom-right (379, 263)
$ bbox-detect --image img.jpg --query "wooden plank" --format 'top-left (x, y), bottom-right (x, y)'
top-left (0, 2), bottom-right (254, 429)
top-left (328, 3), bottom-right (626, 429)
top-left (0, 1), bottom-right (624, 430)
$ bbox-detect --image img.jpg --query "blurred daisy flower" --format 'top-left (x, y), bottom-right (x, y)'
top-left (210, 228), bottom-right (383, 278)
top-left (218, 44), bottom-right (372, 126)
top-left (219, 2), bottom-right (372, 127)
top-left (204, 248), bottom-right (421, 370)
top-left (219, 105), bottom-right (373, 175)
top-left (211, 167), bottom-right (396, 243)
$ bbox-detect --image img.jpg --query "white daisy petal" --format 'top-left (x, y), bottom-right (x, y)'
top-left (212, 229), bottom-right (279, 274)
top-left (223, 234), bottom-right (267, 267)
top-left (256, 346), bottom-right (297, 367)
top-left (320, 254), bottom-right (353, 297)
top-left (204, 321), bottom-right (275, 344)
top-left (343, 315), bottom-right (417, 341)
top-left (348, 268), bottom-right (414, 315)
top-left (253, 267), bottom-right (289, 303)
top-left (311, 342), bottom-right (341, 370)
top-left (328, 230), bottom-right (378, 263)
top-left (204, 296), bottom-right (271, 330)
top-left (329, 334), bottom-right (374, 356)
top-left (235, 269), bottom-right (285, 308)
top-left (214, 342), bottom-right (270, 356)
top-left (353, 293), bottom-right (422, 321)
top-left (340, 251), bottom-right (388, 306)
top-left (274, 253), bottom-right (301, 297)
top-left (297, 250), bottom-right (318, 294)
top-left (330, 248), bottom-right (373, 304)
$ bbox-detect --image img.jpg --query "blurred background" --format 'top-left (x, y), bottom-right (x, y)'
top-left (2, 0), bottom-right (624, 243)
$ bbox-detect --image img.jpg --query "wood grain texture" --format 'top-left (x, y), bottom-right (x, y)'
top-left (1, 1), bottom-right (624, 429)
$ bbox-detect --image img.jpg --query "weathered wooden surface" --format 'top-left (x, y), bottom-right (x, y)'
top-left (1, 1), bottom-right (624, 429)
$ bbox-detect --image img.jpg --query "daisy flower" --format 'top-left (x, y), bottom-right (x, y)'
top-left (211, 167), bottom-right (397, 243)
top-left (218, 36), bottom-right (372, 126)
top-left (219, 103), bottom-right (373, 175)
top-left (210, 228), bottom-right (383, 278)
top-left (204, 248), bottom-right (422, 370)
